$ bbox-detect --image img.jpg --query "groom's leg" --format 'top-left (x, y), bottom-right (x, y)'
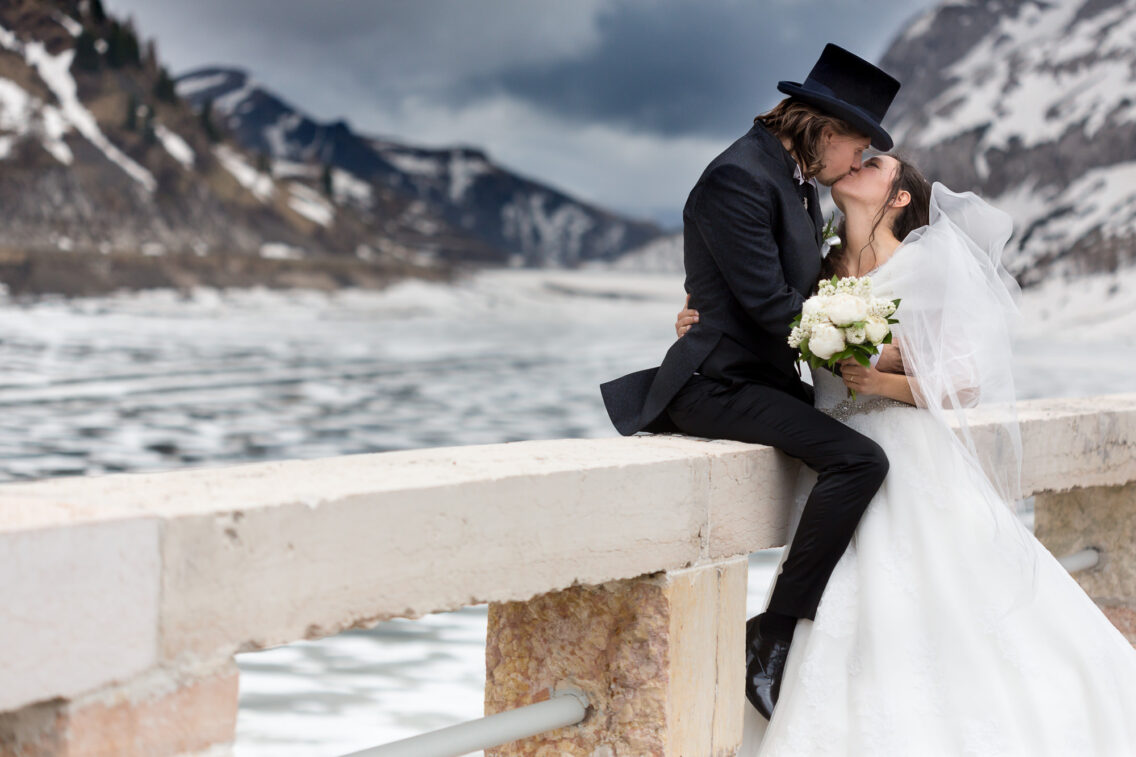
top-left (666, 375), bottom-right (888, 621)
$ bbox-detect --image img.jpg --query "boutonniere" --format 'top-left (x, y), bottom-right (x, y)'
top-left (821, 211), bottom-right (842, 251)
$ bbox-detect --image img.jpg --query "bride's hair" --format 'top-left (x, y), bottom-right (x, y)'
top-left (816, 154), bottom-right (932, 289)
top-left (755, 98), bottom-right (863, 179)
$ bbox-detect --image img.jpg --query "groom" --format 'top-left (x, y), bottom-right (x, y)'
top-left (600, 44), bottom-right (901, 719)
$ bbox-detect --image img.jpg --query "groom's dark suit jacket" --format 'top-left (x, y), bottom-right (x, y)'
top-left (601, 122), bottom-right (824, 435)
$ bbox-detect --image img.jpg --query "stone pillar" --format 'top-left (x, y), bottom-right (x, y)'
top-left (1034, 481), bottom-right (1136, 644)
top-left (0, 661), bottom-right (239, 757)
top-left (484, 556), bottom-right (747, 757)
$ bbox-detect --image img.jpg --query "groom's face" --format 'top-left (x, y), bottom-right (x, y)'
top-left (814, 132), bottom-right (871, 187)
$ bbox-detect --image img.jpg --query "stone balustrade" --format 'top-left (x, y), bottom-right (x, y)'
top-left (1, 393), bottom-right (1134, 756)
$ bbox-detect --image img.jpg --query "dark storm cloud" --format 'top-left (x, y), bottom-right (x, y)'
top-left (103, 0), bottom-right (612, 123)
top-left (101, 0), bottom-right (939, 220)
top-left (107, 0), bottom-right (930, 140)
top-left (475, 0), bottom-right (926, 139)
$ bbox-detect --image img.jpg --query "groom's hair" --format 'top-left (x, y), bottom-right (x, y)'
top-left (755, 98), bottom-right (864, 178)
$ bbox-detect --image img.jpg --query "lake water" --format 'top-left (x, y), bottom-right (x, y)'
top-left (1, 267), bottom-right (1132, 755)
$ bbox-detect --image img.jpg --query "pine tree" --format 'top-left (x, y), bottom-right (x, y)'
top-left (122, 22), bottom-right (141, 66)
top-left (255, 151), bottom-right (270, 176)
top-left (153, 66), bottom-right (178, 103)
top-left (142, 106), bottom-right (157, 146)
top-left (321, 163), bottom-right (334, 196)
top-left (73, 30), bottom-right (101, 71)
top-left (89, 0), bottom-right (107, 24)
top-left (144, 40), bottom-right (157, 72)
top-left (199, 98), bottom-right (220, 142)
top-left (106, 22), bottom-right (124, 67)
top-left (106, 20), bottom-right (141, 68)
top-left (125, 93), bottom-right (139, 131)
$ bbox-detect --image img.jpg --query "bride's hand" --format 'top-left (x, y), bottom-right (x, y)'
top-left (676, 294), bottom-right (700, 337)
top-left (838, 359), bottom-right (886, 395)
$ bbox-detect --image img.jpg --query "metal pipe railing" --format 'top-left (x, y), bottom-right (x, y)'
top-left (341, 686), bottom-right (590, 757)
top-left (1058, 546), bottom-right (1101, 573)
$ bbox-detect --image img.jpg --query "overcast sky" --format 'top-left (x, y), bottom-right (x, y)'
top-left (104, 0), bottom-right (939, 228)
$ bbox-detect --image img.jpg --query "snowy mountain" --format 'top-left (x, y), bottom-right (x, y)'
top-left (0, 0), bottom-right (463, 295)
top-left (0, 1), bottom-right (661, 296)
top-left (882, 0), bottom-right (1136, 286)
top-left (175, 67), bottom-right (663, 267)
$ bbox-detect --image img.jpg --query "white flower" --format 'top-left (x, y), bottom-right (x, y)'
top-left (787, 325), bottom-right (806, 348)
top-left (865, 315), bottom-right (890, 344)
top-left (801, 295), bottom-right (829, 319)
top-left (826, 292), bottom-right (868, 326)
top-left (817, 280), bottom-right (837, 297)
top-left (809, 323), bottom-right (845, 360)
top-left (800, 312), bottom-right (824, 332)
top-left (844, 325), bottom-right (867, 344)
top-left (869, 297), bottom-right (896, 318)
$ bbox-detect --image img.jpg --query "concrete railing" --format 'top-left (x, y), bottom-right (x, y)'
top-left (1, 394), bottom-right (1135, 756)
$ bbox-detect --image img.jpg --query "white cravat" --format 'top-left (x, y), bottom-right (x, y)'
top-left (793, 160), bottom-right (819, 212)
top-left (793, 161), bottom-right (819, 192)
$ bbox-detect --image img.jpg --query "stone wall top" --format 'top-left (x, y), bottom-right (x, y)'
top-left (2, 393), bottom-right (1134, 712)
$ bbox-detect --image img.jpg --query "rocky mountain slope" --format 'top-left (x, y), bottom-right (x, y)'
top-left (882, 0), bottom-right (1136, 285)
top-left (175, 67), bottom-right (662, 268)
top-left (0, 0), bottom-right (427, 284)
top-left (0, 0), bottom-right (661, 295)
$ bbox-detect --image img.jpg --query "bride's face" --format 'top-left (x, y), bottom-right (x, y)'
top-left (831, 154), bottom-right (900, 213)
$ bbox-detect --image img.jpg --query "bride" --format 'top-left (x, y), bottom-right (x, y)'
top-left (675, 154), bottom-right (1136, 754)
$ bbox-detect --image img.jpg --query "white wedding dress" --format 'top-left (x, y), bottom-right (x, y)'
top-left (741, 187), bottom-right (1136, 756)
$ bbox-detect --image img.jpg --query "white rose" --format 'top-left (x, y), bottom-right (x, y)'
top-left (809, 323), bottom-right (845, 360)
top-left (865, 315), bottom-right (890, 344)
top-left (826, 293), bottom-right (869, 326)
top-left (844, 325), bottom-right (867, 344)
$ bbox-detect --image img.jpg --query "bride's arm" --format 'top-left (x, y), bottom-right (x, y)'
top-left (878, 372), bottom-right (918, 405)
top-left (838, 360), bottom-right (917, 405)
top-left (840, 360), bottom-right (983, 408)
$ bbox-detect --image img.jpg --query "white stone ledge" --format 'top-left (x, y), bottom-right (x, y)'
top-left (1, 393), bottom-right (1134, 713)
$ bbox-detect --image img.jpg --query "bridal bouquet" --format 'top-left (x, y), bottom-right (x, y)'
top-left (787, 275), bottom-right (900, 393)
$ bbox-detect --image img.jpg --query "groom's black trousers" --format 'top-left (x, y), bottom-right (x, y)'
top-left (666, 373), bottom-right (889, 621)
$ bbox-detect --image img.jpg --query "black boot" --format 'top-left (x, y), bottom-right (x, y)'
top-left (744, 612), bottom-right (793, 719)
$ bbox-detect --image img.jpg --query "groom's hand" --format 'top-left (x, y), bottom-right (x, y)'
top-left (676, 293), bottom-right (700, 337)
top-left (875, 344), bottom-right (907, 374)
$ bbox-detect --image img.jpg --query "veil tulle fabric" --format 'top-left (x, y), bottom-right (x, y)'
top-left (875, 182), bottom-right (1023, 502)
top-left (869, 180), bottom-right (1039, 604)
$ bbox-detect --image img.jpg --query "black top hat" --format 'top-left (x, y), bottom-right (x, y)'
top-left (777, 44), bottom-right (901, 151)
